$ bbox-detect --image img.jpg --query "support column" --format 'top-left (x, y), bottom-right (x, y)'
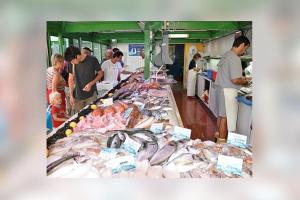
top-left (47, 33), bottom-right (52, 66)
top-left (58, 33), bottom-right (63, 54)
top-left (144, 23), bottom-right (151, 79)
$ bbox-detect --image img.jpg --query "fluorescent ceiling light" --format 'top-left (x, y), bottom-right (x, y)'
top-left (168, 34), bottom-right (189, 38)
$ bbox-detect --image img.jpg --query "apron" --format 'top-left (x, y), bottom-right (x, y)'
top-left (223, 88), bottom-right (238, 132)
top-left (187, 69), bottom-right (197, 96)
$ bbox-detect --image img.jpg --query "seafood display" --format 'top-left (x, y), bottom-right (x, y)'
top-left (47, 72), bottom-right (252, 178)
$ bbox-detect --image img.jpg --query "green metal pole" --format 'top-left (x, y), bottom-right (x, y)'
top-left (100, 43), bottom-right (102, 62)
top-left (47, 32), bottom-right (52, 66)
top-left (144, 25), bottom-right (151, 79)
top-left (91, 41), bottom-right (94, 55)
top-left (78, 37), bottom-right (82, 49)
top-left (58, 33), bottom-right (63, 54)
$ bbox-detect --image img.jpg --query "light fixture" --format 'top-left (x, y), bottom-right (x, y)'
top-left (168, 34), bottom-right (189, 38)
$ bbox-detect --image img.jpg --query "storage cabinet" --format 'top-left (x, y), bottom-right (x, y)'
top-left (197, 74), bottom-right (217, 117)
top-left (236, 102), bottom-right (253, 145)
top-left (209, 82), bottom-right (218, 117)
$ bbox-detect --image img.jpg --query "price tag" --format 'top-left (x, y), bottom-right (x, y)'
top-left (123, 107), bottom-right (133, 119)
top-left (227, 132), bottom-right (247, 148)
top-left (106, 155), bottom-right (136, 174)
top-left (99, 148), bottom-right (119, 159)
top-left (122, 137), bottom-right (142, 155)
top-left (171, 126), bottom-right (191, 141)
top-left (150, 123), bottom-right (164, 134)
top-left (217, 155), bottom-right (243, 175)
top-left (101, 98), bottom-right (113, 106)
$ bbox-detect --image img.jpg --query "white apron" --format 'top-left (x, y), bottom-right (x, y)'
top-left (223, 88), bottom-right (238, 132)
top-left (187, 69), bottom-right (197, 96)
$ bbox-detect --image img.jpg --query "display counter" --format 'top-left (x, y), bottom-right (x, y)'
top-left (46, 73), bottom-right (252, 178)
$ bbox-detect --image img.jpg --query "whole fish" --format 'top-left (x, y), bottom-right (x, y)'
top-left (136, 141), bottom-right (158, 162)
top-left (165, 153), bottom-right (208, 173)
top-left (132, 132), bottom-right (157, 143)
top-left (149, 141), bottom-right (177, 166)
top-left (107, 131), bottom-right (129, 148)
top-left (47, 152), bottom-right (80, 174)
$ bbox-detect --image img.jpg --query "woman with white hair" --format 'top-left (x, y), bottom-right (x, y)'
top-left (46, 54), bottom-right (66, 112)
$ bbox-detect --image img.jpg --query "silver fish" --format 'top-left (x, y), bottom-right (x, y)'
top-left (165, 153), bottom-right (208, 173)
top-left (132, 132), bottom-right (157, 142)
top-left (149, 141), bottom-right (177, 166)
top-left (136, 141), bottom-right (158, 161)
top-left (106, 131), bottom-right (130, 148)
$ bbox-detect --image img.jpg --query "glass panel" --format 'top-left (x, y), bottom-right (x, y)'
top-left (101, 44), bottom-right (107, 60)
top-left (50, 36), bottom-right (59, 55)
top-left (81, 40), bottom-right (92, 50)
top-left (63, 38), bottom-right (69, 53)
top-left (93, 43), bottom-right (101, 62)
top-left (73, 39), bottom-right (79, 47)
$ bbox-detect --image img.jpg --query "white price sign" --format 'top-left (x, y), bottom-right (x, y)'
top-left (172, 126), bottom-right (191, 141)
top-left (150, 123), bottom-right (164, 134)
top-left (227, 132), bottom-right (247, 148)
top-left (217, 155), bottom-right (243, 175)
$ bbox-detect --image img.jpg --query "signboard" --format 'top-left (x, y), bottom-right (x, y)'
top-left (128, 44), bottom-right (144, 56)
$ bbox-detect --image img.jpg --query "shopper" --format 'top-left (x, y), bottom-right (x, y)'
top-left (140, 50), bottom-right (145, 59)
top-left (100, 49), bottom-right (113, 66)
top-left (46, 54), bottom-right (66, 111)
top-left (215, 36), bottom-right (251, 143)
top-left (61, 60), bottom-right (73, 116)
top-left (64, 46), bottom-right (103, 113)
top-left (49, 92), bottom-right (68, 128)
top-left (187, 53), bottom-right (202, 98)
top-left (82, 47), bottom-right (93, 56)
top-left (101, 50), bottom-right (123, 82)
top-left (112, 48), bottom-right (124, 68)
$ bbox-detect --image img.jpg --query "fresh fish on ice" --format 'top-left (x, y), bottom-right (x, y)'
top-left (149, 141), bottom-right (177, 166)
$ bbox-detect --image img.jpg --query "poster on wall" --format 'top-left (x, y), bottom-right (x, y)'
top-left (128, 44), bottom-right (144, 56)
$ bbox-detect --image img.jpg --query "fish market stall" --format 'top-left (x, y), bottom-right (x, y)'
top-left (47, 72), bottom-right (252, 178)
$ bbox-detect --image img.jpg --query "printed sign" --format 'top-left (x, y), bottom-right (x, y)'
top-left (217, 155), bottom-right (243, 175)
top-left (100, 148), bottom-right (119, 159)
top-left (122, 137), bottom-right (142, 155)
top-left (150, 123), bottom-right (164, 134)
top-left (171, 126), bottom-right (191, 141)
top-left (227, 132), bottom-right (247, 148)
top-left (123, 107), bottom-right (133, 119)
top-left (106, 155), bottom-right (136, 174)
top-left (128, 44), bottom-right (144, 56)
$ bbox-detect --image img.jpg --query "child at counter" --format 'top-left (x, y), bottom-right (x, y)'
top-left (49, 92), bottom-right (68, 128)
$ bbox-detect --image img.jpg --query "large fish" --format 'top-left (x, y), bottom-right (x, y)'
top-left (47, 152), bottom-right (80, 174)
top-left (165, 153), bottom-right (208, 173)
top-left (132, 131), bottom-right (157, 143)
top-left (149, 141), bottom-right (177, 166)
top-left (107, 131), bottom-right (129, 148)
top-left (136, 141), bottom-right (158, 162)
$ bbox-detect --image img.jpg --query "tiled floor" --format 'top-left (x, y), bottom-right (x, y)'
top-left (172, 83), bottom-right (217, 141)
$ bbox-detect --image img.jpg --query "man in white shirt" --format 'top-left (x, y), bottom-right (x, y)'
top-left (101, 50), bottom-right (123, 82)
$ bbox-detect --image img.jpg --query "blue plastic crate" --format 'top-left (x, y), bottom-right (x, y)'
top-left (207, 70), bottom-right (213, 80)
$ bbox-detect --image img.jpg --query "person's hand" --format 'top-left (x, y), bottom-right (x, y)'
top-left (244, 77), bottom-right (252, 86)
top-left (246, 77), bottom-right (252, 82)
top-left (70, 95), bottom-right (75, 107)
top-left (83, 82), bottom-right (93, 92)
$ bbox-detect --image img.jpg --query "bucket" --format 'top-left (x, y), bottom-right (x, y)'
top-left (212, 71), bottom-right (217, 81)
